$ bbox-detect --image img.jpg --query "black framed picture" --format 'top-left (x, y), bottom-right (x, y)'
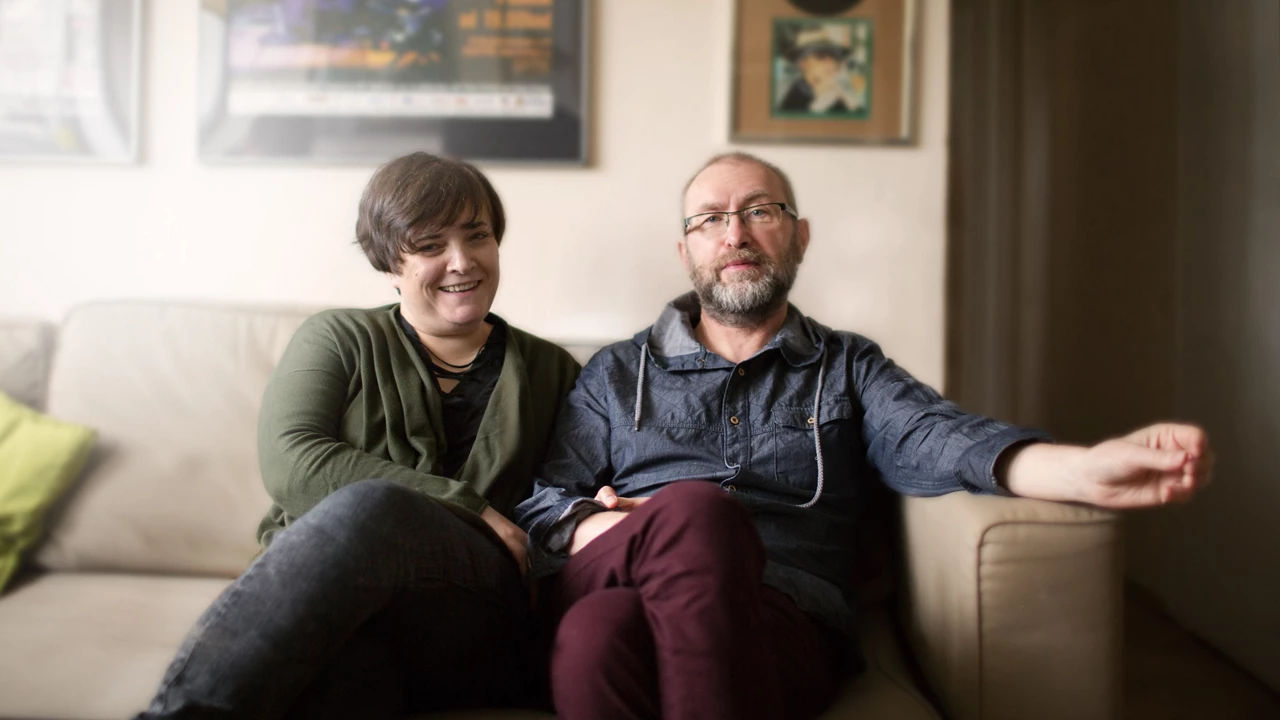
top-left (197, 0), bottom-right (588, 164)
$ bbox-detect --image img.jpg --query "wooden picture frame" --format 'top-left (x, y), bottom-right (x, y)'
top-left (731, 0), bottom-right (918, 144)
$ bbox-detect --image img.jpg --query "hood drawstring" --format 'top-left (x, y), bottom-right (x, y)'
top-left (797, 347), bottom-right (827, 509)
top-left (633, 343), bottom-right (648, 430)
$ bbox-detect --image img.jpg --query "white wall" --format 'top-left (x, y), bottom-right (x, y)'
top-left (0, 1), bottom-right (950, 386)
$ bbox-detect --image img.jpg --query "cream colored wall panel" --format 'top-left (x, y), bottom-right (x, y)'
top-left (0, 0), bottom-right (950, 387)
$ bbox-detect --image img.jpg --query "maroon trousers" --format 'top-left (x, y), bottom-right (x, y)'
top-left (541, 482), bottom-right (842, 720)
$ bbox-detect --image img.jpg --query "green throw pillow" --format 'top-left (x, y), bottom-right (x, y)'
top-left (0, 390), bottom-right (95, 592)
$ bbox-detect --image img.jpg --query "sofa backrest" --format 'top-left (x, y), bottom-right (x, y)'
top-left (33, 301), bottom-right (313, 578)
top-left (0, 316), bottom-right (56, 411)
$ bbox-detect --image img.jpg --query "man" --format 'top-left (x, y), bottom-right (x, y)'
top-left (515, 152), bottom-right (1211, 720)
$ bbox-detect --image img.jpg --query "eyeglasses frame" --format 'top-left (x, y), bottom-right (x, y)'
top-left (682, 202), bottom-right (799, 234)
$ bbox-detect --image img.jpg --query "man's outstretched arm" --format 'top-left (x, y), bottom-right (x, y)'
top-left (999, 422), bottom-right (1212, 508)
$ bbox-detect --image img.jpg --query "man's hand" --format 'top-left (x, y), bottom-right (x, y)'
top-left (567, 486), bottom-right (651, 555)
top-left (480, 505), bottom-right (528, 576)
top-left (1003, 422), bottom-right (1212, 508)
top-left (594, 485), bottom-right (650, 511)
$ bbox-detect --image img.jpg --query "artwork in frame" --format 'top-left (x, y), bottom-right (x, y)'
top-left (0, 0), bottom-right (141, 163)
top-left (731, 0), bottom-right (918, 144)
top-left (197, 0), bottom-right (588, 164)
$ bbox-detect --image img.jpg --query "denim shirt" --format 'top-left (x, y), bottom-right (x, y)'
top-left (515, 293), bottom-right (1048, 638)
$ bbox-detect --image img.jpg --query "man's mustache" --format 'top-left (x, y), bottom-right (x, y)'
top-left (715, 249), bottom-right (771, 274)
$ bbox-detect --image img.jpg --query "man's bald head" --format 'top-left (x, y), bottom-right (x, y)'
top-left (682, 152), bottom-right (798, 211)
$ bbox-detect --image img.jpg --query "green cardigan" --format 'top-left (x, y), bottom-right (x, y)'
top-left (256, 305), bottom-right (581, 547)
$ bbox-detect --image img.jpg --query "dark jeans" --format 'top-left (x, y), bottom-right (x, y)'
top-left (542, 482), bottom-right (843, 720)
top-left (136, 479), bottom-right (539, 720)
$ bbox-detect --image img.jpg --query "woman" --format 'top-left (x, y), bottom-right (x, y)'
top-left (136, 153), bottom-right (580, 718)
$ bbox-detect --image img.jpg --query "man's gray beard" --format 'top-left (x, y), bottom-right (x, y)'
top-left (689, 240), bottom-right (801, 329)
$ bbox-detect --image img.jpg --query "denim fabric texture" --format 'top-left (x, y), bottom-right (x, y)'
top-left (138, 480), bottom-right (539, 719)
top-left (515, 293), bottom-right (1049, 638)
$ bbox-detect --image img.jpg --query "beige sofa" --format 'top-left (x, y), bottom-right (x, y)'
top-left (0, 300), bottom-right (1123, 720)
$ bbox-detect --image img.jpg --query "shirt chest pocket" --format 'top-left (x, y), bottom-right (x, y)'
top-left (766, 399), bottom-right (857, 491)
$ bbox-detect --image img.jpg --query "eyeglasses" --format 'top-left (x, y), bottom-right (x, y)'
top-left (682, 202), bottom-right (798, 235)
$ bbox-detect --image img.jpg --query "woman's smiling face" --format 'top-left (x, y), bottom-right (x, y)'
top-left (390, 212), bottom-right (500, 338)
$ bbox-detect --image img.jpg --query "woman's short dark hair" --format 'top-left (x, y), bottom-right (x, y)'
top-left (355, 152), bottom-right (506, 273)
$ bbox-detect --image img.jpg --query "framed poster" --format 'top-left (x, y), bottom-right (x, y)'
top-left (198, 0), bottom-right (588, 164)
top-left (0, 0), bottom-right (141, 163)
top-left (731, 0), bottom-right (918, 144)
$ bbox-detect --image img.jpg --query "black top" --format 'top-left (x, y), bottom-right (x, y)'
top-left (396, 310), bottom-right (507, 479)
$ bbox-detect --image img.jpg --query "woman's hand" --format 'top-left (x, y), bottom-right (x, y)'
top-left (480, 505), bottom-right (528, 576)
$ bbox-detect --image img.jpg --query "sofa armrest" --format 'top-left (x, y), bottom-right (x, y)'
top-left (898, 492), bottom-right (1122, 720)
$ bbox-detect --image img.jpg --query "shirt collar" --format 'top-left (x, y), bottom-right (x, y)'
top-left (639, 292), bottom-right (826, 369)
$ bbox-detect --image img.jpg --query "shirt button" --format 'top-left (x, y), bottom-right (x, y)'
top-left (807, 417), bottom-right (816, 425)
top-left (737, 368), bottom-right (746, 377)
top-left (729, 416), bottom-right (740, 426)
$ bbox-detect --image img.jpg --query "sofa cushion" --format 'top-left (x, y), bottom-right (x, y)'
top-left (0, 574), bottom-right (936, 720)
top-left (34, 301), bottom-right (312, 577)
top-left (0, 391), bottom-right (95, 590)
top-left (0, 572), bottom-right (229, 720)
top-left (818, 605), bottom-right (940, 719)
